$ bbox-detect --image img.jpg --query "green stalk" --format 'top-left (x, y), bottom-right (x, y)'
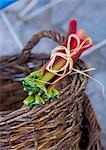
top-left (22, 54), bottom-right (67, 107)
top-left (41, 58), bottom-right (66, 82)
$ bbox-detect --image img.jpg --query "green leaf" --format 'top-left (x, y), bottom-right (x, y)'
top-left (30, 70), bottom-right (43, 79)
top-left (23, 95), bottom-right (35, 106)
top-left (48, 88), bottom-right (59, 100)
top-left (35, 94), bottom-right (45, 105)
top-left (38, 84), bottom-right (48, 95)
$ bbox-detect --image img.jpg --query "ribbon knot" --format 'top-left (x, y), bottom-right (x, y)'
top-left (46, 34), bottom-right (92, 83)
top-left (45, 34), bottom-right (105, 98)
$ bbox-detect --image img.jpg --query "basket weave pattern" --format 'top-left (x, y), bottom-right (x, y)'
top-left (0, 31), bottom-right (102, 150)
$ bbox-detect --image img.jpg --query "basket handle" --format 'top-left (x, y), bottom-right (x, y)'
top-left (19, 30), bottom-right (65, 64)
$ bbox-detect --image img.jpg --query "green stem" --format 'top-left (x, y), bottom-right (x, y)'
top-left (41, 58), bottom-right (66, 83)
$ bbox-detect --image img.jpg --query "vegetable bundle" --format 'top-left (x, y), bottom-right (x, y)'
top-left (22, 19), bottom-right (93, 107)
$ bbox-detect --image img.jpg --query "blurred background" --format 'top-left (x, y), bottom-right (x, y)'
top-left (0, 0), bottom-right (106, 148)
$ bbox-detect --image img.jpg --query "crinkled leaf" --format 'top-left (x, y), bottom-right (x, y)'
top-left (23, 95), bottom-right (35, 106)
top-left (29, 70), bottom-right (43, 79)
top-left (48, 88), bottom-right (59, 100)
top-left (35, 94), bottom-right (45, 105)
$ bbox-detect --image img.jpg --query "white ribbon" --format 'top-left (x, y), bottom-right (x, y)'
top-left (45, 34), bottom-right (105, 98)
top-left (46, 34), bottom-right (92, 83)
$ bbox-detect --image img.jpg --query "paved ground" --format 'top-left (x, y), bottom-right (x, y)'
top-left (0, 0), bottom-right (106, 148)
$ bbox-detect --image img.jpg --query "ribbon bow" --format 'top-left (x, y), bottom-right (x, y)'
top-left (45, 34), bottom-right (105, 98)
top-left (46, 34), bottom-right (92, 84)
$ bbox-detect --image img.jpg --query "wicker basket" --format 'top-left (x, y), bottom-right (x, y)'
top-left (0, 31), bottom-right (102, 150)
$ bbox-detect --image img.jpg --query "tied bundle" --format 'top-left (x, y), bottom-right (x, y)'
top-left (22, 19), bottom-right (93, 107)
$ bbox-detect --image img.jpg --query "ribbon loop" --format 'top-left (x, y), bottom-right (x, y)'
top-left (46, 34), bottom-right (92, 81)
top-left (45, 34), bottom-right (105, 98)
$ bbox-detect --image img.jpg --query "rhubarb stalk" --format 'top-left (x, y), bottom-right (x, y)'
top-left (22, 19), bottom-right (93, 107)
